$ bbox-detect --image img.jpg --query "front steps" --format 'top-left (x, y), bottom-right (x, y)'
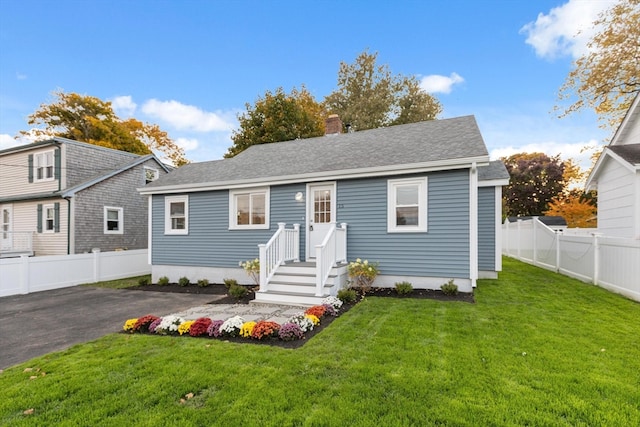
top-left (253, 262), bottom-right (347, 306)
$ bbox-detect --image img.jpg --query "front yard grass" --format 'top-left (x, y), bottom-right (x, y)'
top-left (80, 274), bottom-right (150, 289)
top-left (1, 257), bottom-right (639, 426)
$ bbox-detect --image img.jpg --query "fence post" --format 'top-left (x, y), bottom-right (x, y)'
top-left (555, 231), bottom-right (561, 273)
top-left (92, 248), bottom-right (100, 283)
top-left (532, 217), bottom-right (538, 265)
top-left (593, 233), bottom-right (600, 285)
top-left (516, 219), bottom-right (522, 260)
top-left (20, 254), bottom-right (30, 295)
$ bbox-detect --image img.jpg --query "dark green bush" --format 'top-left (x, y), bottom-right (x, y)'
top-left (441, 279), bottom-right (458, 296)
top-left (395, 281), bottom-right (413, 295)
top-left (223, 278), bottom-right (238, 289)
top-left (178, 277), bottom-right (190, 287)
top-left (197, 279), bottom-right (210, 288)
top-left (229, 284), bottom-right (248, 299)
top-left (138, 276), bottom-right (150, 286)
top-left (157, 276), bottom-right (170, 286)
top-left (337, 288), bottom-right (357, 304)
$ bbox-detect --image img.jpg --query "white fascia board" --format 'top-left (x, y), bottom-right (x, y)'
top-left (478, 178), bottom-right (509, 187)
top-left (138, 156), bottom-right (490, 195)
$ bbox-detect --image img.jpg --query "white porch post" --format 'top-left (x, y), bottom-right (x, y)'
top-left (293, 224), bottom-right (300, 262)
top-left (340, 222), bottom-right (347, 263)
top-left (258, 243), bottom-right (267, 292)
top-left (276, 222), bottom-right (285, 265)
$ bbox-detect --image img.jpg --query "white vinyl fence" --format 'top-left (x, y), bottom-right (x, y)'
top-left (0, 249), bottom-right (150, 297)
top-left (503, 218), bottom-right (640, 302)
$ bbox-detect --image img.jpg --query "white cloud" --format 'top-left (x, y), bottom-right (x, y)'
top-left (490, 139), bottom-right (600, 170)
top-left (16, 72), bottom-right (27, 80)
top-left (419, 73), bottom-right (464, 94)
top-left (111, 95), bottom-right (137, 117)
top-left (142, 99), bottom-right (235, 132)
top-left (175, 137), bottom-right (199, 151)
top-left (520, 0), bottom-right (614, 59)
top-left (0, 134), bottom-right (23, 150)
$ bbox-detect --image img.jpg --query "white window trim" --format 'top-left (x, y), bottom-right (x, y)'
top-left (34, 150), bottom-right (55, 182)
top-left (43, 204), bottom-right (55, 233)
top-left (165, 195), bottom-right (189, 235)
top-left (229, 187), bottom-right (270, 230)
top-left (144, 166), bottom-right (159, 184)
top-left (104, 206), bottom-right (124, 235)
top-left (387, 177), bottom-right (428, 233)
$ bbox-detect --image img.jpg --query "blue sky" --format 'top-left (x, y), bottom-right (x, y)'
top-left (0, 0), bottom-right (616, 168)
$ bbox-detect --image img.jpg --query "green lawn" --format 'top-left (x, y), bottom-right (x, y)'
top-left (1, 257), bottom-right (638, 426)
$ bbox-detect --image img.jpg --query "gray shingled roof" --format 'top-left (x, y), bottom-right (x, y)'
top-left (609, 144), bottom-right (640, 165)
top-left (478, 160), bottom-right (509, 182)
top-left (144, 115), bottom-right (489, 191)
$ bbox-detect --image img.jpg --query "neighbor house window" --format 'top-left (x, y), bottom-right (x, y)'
top-left (144, 167), bottom-right (159, 184)
top-left (229, 188), bottom-right (269, 229)
top-left (165, 195), bottom-right (188, 235)
top-left (387, 178), bottom-right (428, 233)
top-left (37, 203), bottom-right (59, 233)
top-left (104, 206), bottom-right (123, 234)
top-left (34, 151), bottom-right (54, 181)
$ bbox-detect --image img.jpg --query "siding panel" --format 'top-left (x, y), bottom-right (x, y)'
top-left (478, 187), bottom-right (495, 270)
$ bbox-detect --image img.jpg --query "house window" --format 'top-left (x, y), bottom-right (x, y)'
top-left (44, 204), bottom-right (55, 233)
top-left (387, 178), bottom-right (428, 233)
top-left (229, 188), bottom-right (269, 229)
top-left (34, 151), bottom-right (54, 181)
top-left (144, 167), bottom-right (159, 184)
top-left (165, 195), bottom-right (188, 235)
top-left (104, 207), bottom-right (123, 234)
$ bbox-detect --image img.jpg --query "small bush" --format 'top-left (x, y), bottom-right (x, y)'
top-left (223, 278), bottom-right (238, 289)
top-left (337, 288), bottom-right (357, 304)
top-left (441, 279), bottom-right (458, 296)
top-left (395, 281), bottom-right (413, 295)
top-left (178, 276), bottom-right (190, 287)
top-left (138, 276), bottom-right (150, 286)
top-left (197, 279), bottom-right (210, 288)
top-left (157, 276), bottom-right (170, 286)
top-left (229, 284), bottom-right (248, 299)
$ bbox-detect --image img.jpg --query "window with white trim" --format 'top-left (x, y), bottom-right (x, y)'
top-left (229, 188), bottom-right (269, 229)
top-left (104, 206), bottom-right (123, 234)
top-left (44, 204), bottom-right (55, 233)
top-left (165, 195), bottom-right (188, 234)
top-left (34, 151), bottom-right (54, 181)
top-left (144, 167), bottom-right (159, 184)
top-left (387, 178), bottom-right (428, 233)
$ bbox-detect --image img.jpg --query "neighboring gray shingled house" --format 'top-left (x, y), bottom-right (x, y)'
top-left (586, 93), bottom-right (640, 239)
top-left (139, 116), bottom-right (509, 305)
top-left (0, 137), bottom-right (170, 257)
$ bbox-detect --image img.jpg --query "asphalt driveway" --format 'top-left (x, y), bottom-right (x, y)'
top-left (0, 286), bottom-right (215, 370)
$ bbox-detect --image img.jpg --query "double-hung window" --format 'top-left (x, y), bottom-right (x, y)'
top-left (229, 188), bottom-right (269, 229)
top-left (34, 151), bottom-right (54, 181)
top-left (387, 178), bottom-right (428, 232)
top-left (165, 195), bottom-right (188, 234)
top-left (38, 202), bottom-right (59, 233)
top-left (104, 207), bottom-right (123, 234)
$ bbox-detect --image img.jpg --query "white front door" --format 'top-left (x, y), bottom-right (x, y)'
top-left (307, 183), bottom-right (336, 259)
top-left (1, 205), bottom-right (12, 251)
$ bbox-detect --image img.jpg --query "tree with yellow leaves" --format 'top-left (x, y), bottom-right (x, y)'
top-left (557, 0), bottom-right (640, 130)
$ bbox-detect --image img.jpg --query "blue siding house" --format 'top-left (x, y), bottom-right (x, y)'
top-left (140, 116), bottom-right (509, 305)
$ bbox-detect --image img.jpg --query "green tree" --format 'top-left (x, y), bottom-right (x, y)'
top-left (24, 90), bottom-right (188, 166)
top-left (502, 152), bottom-right (566, 217)
top-left (324, 50), bottom-right (442, 131)
top-left (225, 86), bottom-right (325, 158)
top-left (557, 0), bottom-right (640, 130)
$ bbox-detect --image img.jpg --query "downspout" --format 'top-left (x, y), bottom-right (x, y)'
top-left (469, 162), bottom-right (478, 288)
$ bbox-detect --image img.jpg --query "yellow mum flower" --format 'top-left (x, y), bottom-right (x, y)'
top-left (123, 318), bottom-right (138, 332)
top-left (240, 321), bottom-right (257, 338)
top-left (178, 321), bottom-right (195, 335)
top-left (305, 314), bottom-right (320, 325)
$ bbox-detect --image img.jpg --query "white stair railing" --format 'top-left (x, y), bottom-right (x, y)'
top-left (315, 222), bottom-right (347, 296)
top-left (258, 223), bottom-right (300, 293)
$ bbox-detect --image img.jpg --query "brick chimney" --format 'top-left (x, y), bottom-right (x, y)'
top-left (325, 114), bottom-right (343, 135)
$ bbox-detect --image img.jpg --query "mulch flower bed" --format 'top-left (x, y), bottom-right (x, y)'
top-left (123, 284), bottom-right (474, 348)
